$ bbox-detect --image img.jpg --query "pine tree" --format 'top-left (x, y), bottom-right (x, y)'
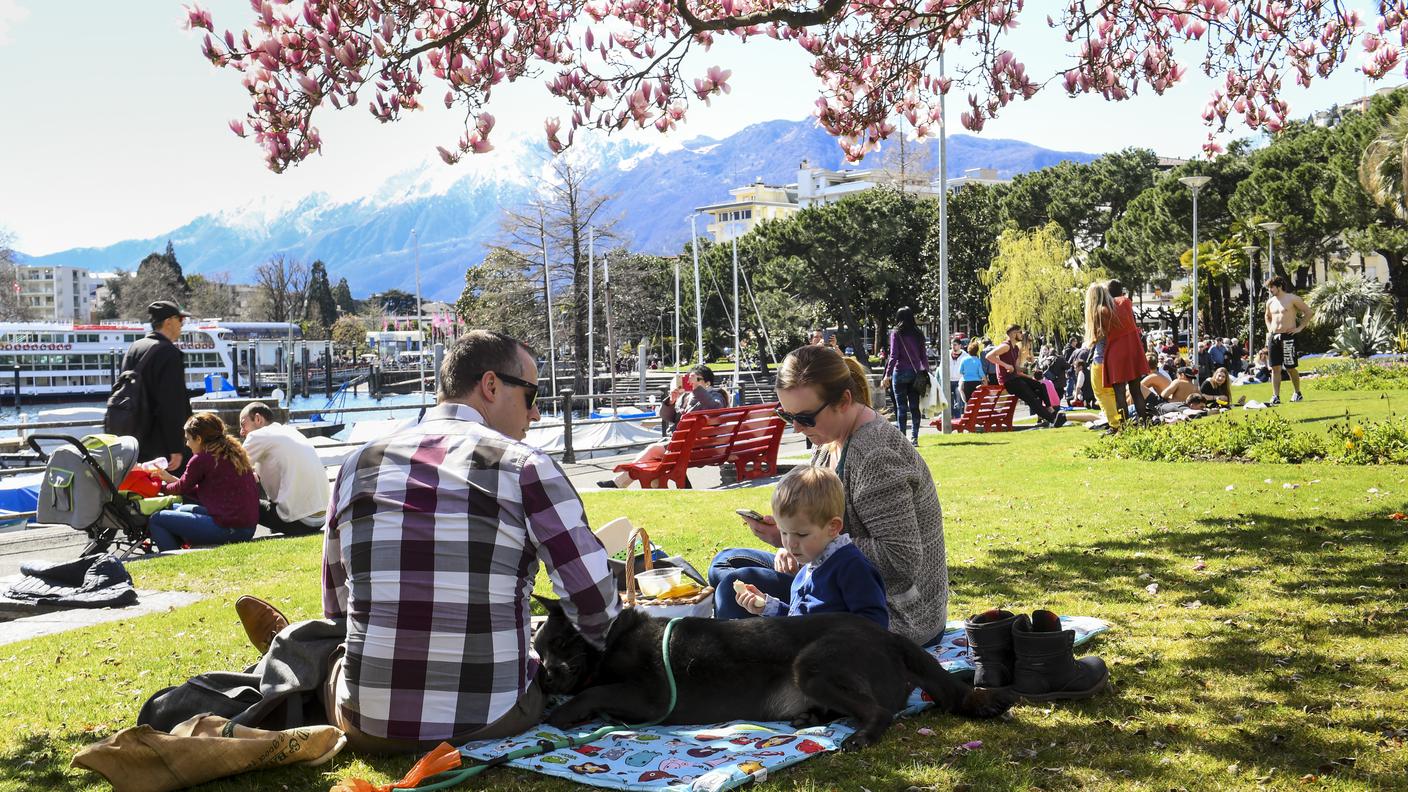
top-left (332, 277), bottom-right (356, 315)
top-left (307, 260), bottom-right (338, 327)
top-left (162, 240), bottom-right (189, 291)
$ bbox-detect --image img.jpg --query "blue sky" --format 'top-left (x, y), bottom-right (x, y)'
top-left (0, 0), bottom-right (1388, 256)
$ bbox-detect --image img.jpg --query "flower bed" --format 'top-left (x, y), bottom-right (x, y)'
top-left (1084, 411), bottom-right (1408, 464)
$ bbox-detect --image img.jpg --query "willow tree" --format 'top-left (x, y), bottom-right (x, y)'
top-left (983, 223), bottom-right (1098, 342)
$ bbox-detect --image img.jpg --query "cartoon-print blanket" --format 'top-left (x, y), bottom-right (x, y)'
top-left (460, 616), bottom-right (1110, 792)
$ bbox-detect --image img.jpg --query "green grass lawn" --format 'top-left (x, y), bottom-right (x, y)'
top-left (2, 389), bottom-right (1406, 791)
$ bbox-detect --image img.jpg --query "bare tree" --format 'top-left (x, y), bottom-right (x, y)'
top-left (253, 255), bottom-right (310, 323)
top-left (186, 271), bottom-right (242, 319)
top-left (878, 121), bottom-right (937, 194)
top-left (500, 157), bottom-right (620, 393)
top-left (0, 229), bottom-right (32, 321)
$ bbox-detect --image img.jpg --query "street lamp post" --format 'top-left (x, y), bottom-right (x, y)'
top-left (1242, 245), bottom-right (1260, 359)
top-left (937, 49), bottom-right (952, 433)
top-left (1256, 221), bottom-right (1284, 371)
top-left (412, 228), bottom-right (426, 406)
top-left (1178, 176), bottom-right (1212, 363)
top-left (689, 214), bottom-right (704, 364)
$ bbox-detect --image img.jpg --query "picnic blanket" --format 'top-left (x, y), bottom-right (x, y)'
top-left (461, 616), bottom-right (1110, 792)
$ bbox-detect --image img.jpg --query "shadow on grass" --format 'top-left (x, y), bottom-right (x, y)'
top-left (940, 508), bottom-right (1406, 782)
top-left (1, 730), bottom-right (102, 791)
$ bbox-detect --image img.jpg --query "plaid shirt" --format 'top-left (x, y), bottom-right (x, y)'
top-left (322, 402), bottom-right (618, 741)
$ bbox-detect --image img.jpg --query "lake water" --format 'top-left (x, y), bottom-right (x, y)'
top-left (0, 390), bottom-right (436, 437)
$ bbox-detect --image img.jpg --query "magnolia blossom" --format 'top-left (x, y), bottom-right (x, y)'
top-left (185, 1), bottom-right (1408, 172)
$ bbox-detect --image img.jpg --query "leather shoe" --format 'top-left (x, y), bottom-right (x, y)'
top-left (235, 596), bottom-right (289, 655)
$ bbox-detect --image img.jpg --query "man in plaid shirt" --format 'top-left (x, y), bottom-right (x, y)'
top-left (319, 330), bottom-right (619, 754)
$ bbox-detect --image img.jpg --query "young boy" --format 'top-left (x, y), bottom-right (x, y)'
top-left (733, 466), bottom-right (889, 628)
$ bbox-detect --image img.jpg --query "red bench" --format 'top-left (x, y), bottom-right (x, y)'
top-left (613, 403), bottom-right (786, 489)
top-left (932, 384), bottom-right (1019, 433)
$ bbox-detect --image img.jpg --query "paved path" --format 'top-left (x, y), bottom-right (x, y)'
top-left (0, 588), bottom-right (204, 646)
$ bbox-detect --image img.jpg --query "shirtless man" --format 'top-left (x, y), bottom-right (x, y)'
top-left (1160, 367), bottom-right (1198, 403)
top-left (1263, 275), bottom-right (1314, 404)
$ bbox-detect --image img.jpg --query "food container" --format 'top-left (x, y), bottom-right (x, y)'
top-left (634, 567), bottom-right (686, 598)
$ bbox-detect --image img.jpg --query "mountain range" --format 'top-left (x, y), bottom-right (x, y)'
top-left (19, 118), bottom-right (1099, 300)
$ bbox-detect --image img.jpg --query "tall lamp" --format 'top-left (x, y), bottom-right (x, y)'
top-left (1241, 245), bottom-right (1260, 359)
top-left (1257, 221), bottom-right (1284, 282)
top-left (1178, 176), bottom-right (1212, 360)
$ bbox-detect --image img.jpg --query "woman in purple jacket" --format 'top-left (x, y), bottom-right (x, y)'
top-left (880, 307), bottom-right (928, 446)
top-left (149, 411), bottom-right (260, 551)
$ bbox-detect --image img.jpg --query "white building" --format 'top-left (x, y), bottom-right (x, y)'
top-left (697, 161), bottom-right (1015, 243)
top-left (16, 265), bottom-right (95, 321)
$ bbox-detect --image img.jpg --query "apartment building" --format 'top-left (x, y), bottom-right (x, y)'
top-left (16, 264), bottom-right (94, 321)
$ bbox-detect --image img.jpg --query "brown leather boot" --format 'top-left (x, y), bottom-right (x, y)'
top-left (234, 596), bottom-right (289, 655)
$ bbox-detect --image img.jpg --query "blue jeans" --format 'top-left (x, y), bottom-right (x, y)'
top-left (707, 547), bottom-right (795, 620)
top-left (147, 504), bottom-right (255, 552)
top-left (892, 371), bottom-right (922, 440)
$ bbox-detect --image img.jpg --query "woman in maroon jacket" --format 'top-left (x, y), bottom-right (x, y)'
top-left (148, 412), bottom-right (259, 551)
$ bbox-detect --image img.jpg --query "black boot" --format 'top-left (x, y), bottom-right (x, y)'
top-left (964, 609), bottom-right (1018, 689)
top-left (1011, 609), bottom-right (1110, 701)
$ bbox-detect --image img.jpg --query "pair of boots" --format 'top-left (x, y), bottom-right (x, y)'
top-left (964, 608), bottom-right (1109, 700)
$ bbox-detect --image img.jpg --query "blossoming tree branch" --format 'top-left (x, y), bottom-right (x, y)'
top-left (187, 0), bottom-right (1407, 172)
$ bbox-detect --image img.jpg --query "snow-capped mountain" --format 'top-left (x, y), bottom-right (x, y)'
top-left (21, 119), bottom-right (1098, 299)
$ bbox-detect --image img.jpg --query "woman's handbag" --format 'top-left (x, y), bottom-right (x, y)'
top-left (622, 526), bottom-right (714, 619)
top-left (910, 371), bottom-right (932, 397)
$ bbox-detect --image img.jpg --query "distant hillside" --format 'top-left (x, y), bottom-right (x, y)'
top-left (22, 119), bottom-right (1099, 299)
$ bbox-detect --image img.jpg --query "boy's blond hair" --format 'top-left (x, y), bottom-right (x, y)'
top-left (771, 465), bottom-right (845, 528)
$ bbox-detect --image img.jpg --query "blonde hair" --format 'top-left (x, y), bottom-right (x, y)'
top-left (1083, 282), bottom-right (1115, 347)
top-left (776, 345), bottom-right (871, 410)
top-left (184, 412), bottom-right (253, 476)
top-left (772, 465), bottom-right (845, 528)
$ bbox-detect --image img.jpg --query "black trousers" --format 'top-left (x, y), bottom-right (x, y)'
top-left (258, 500), bottom-right (324, 535)
top-left (1004, 377), bottom-right (1055, 422)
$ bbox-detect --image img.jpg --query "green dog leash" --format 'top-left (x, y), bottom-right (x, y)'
top-left (397, 617), bottom-right (684, 791)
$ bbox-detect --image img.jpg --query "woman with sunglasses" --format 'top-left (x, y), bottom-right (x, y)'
top-left (708, 345), bottom-right (949, 647)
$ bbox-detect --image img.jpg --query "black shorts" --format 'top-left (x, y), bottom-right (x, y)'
top-left (1268, 333), bottom-right (1298, 370)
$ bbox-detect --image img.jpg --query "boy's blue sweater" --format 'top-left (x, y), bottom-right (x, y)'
top-left (762, 535), bottom-right (889, 629)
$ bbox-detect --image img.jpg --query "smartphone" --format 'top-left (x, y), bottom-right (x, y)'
top-left (734, 508), bottom-right (766, 522)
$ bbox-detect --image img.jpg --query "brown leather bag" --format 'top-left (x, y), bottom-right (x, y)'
top-left (73, 714), bottom-right (345, 792)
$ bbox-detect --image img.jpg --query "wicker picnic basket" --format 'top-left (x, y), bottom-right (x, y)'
top-left (622, 526), bottom-right (714, 618)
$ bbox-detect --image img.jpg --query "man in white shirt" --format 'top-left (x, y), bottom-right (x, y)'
top-left (238, 402), bottom-right (330, 534)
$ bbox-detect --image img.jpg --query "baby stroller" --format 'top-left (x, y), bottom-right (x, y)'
top-left (30, 433), bottom-right (152, 557)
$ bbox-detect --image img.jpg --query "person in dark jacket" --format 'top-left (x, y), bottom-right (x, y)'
top-left (598, 364), bottom-right (727, 488)
top-left (112, 301), bottom-right (193, 468)
top-left (880, 306), bottom-right (928, 446)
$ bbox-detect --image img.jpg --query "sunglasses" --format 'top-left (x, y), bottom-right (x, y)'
top-left (493, 371), bottom-right (539, 409)
top-left (775, 399), bottom-right (833, 428)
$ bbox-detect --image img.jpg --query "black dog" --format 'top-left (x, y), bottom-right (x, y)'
top-left (533, 598), bottom-right (1015, 749)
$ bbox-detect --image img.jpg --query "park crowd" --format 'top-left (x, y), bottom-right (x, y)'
top-left (88, 274), bottom-right (1311, 780)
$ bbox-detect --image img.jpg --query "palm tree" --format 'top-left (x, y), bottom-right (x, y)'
top-left (1359, 104), bottom-right (1408, 221)
top-left (1308, 274), bottom-right (1393, 328)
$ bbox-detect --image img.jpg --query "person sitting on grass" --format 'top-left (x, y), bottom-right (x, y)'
top-left (238, 402), bottom-right (330, 535)
top-left (1155, 392), bottom-right (1211, 418)
top-left (1200, 366), bottom-right (1237, 408)
top-left (733, 465), bottom-right (889, 629)
top-left (1140, 352), bottom-right (1172, 408)
top-left (1161, 367), bottom-right (1199, 403)
top-left (598, 364), bottom-right (727, 488)
top-left (149, 412), bottom-right (259, 552)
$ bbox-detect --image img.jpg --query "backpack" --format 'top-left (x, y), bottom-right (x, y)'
top-left (104, 344), bottom-right (157, 437)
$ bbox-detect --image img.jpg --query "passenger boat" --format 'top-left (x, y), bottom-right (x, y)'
top-left (0, 321), bottom-right (235, 398)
